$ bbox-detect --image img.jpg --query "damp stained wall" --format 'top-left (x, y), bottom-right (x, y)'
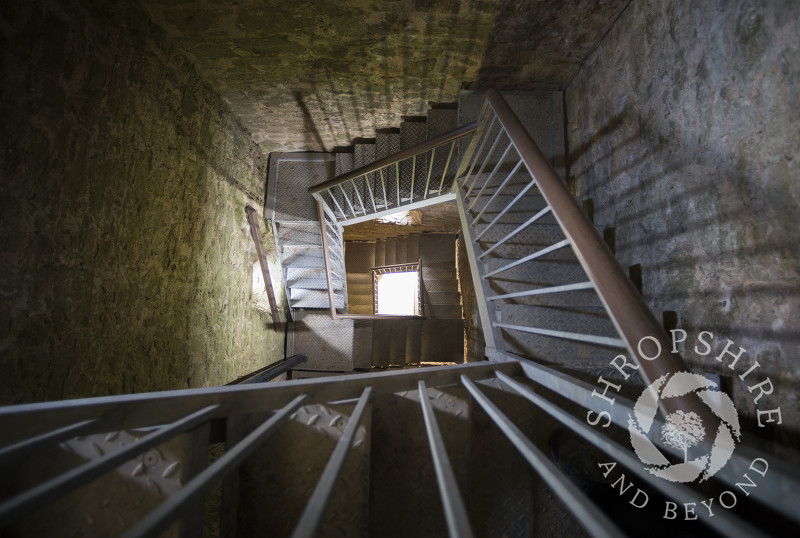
top-left (566, 0), bottom-right (800, 439)
top-left (0, 0), bottom-right (285, 403)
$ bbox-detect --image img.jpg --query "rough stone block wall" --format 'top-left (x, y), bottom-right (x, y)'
top-left (0, 0), bottom-right (284, 403)
top-left (566, 1), bottom-right (799, 439)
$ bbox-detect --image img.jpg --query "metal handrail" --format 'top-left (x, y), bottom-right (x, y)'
top-left (482, 91), bottom-right (690, 382)
top-left (309, 122), bottom-right (478, 197)
top-left (455, 89), bottom-right (713, 424)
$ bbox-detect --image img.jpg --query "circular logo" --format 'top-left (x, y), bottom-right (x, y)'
top-left (628, 372), bottom-right (741, 483)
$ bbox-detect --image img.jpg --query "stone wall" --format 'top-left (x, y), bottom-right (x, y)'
top-left (0, 0), bottom-right (284, 403)
top-left (566, 0), bottom-right (799, 439)
top-left (137, 0), bottom-right (630, 153)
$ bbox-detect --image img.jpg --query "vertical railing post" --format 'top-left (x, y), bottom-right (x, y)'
top-left (317, 200), bottom-right (339, 319)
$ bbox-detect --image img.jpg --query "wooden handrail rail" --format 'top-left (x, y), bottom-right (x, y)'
top-left (309, 121), bottom-right (478, 196)
top-left (245, 206), bottom-right (281, 325)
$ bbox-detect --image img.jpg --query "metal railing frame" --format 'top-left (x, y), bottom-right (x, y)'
top-left (309, 122), bottom-right (478, 225)
top-left (453, 89), bottom-right (713, 423)
top-left (3, 354), bottom-right (796, 536)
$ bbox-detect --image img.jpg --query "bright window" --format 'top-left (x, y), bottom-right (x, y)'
top-left (376, 271), bottom-right (419, 315)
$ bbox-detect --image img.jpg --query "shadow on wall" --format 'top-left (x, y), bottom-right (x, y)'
top-left (565, 0), bottom-right (800, 456)
top-left (290, 0), bottom-right (494, 151)
top-left (468, 0), bottom-right (632, 91)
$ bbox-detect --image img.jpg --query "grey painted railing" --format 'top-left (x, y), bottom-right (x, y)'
top-left (1, 355), bottom-right (795, 536)
top-left (309, 122), bottom-right (477, 225)
top-left (454, 89), bottom-right (709, 422)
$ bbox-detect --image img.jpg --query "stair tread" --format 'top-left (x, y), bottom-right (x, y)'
top-left (286, 278), bottom-right (343, 291)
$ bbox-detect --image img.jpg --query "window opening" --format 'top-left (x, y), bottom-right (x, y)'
top-left (372, 261), bottom-right (423, 316)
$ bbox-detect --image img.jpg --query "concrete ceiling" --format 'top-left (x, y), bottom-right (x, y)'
top-left (138, 0), bottom-right (629, 153)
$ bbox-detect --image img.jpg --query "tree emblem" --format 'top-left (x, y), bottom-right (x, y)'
top-left (628, 372), bottom-right (741, 483)
top-left (661, 410), bottom-right (705, 462)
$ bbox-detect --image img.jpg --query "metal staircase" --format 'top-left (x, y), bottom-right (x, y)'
top-left (1, 90), bottom-right (799, 537)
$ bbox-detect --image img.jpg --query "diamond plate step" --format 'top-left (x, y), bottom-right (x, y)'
top-left (354, 140), bottom-right (376, 168)
top-left (420, 318), bottom-right (463, 361)
top-left (270, 158), bottom-right (335, 222)
top-left (422, 267), bottom-right (456, 280)
top-left (423, 304), bottom-right (462, 319)
top-left (423, 278), bottom-right (459, 292)
top-left (335, 151), bottom-right (355, 176)
top-left (277, 225), bottom-right (322, 247)
top-left (407, 235), bottom-right (420, 261)
top-left (400, 118), bottom-right (427, 149)
top-left (287, 278), bottom-right (342, 291)
top-left (395, 237), bottom-right (407, 263)
top-left (384, 239), bottom-right (396, 265)
top-left (286, 268), bottom-right (345, 290)
top-left (426, 291), bottom-right (461, 305)
top-left (426, 107), bottom-right (458, 139)
top-left (375, 130), bottom-right (401, 160)
top-left (374, 241), bottom-right (386, 267)
top-left (290, 288), bottom-right (345, 308)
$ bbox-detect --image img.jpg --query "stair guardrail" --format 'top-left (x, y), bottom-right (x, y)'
top-left (309, 122), bottom-right (478, 225)
top-left (0, 362), bottom-right (519, 536)
top-left (454, 89), bottom-right (709, 422)
top-left (2, 355), bottom-right (793, 536)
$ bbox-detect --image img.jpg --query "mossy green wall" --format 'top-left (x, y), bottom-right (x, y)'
top-left (0, 0), bottom-right (284, 403)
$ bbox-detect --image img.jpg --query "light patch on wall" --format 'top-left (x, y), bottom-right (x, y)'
top-left (251, 260), bottom-right (272, 313)
top-left (376, 210), bottom-right (422, 226)
top-left (377, 271), bottom-right (419, 315)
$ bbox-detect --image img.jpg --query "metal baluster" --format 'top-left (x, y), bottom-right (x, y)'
top-left (327, 189), bottom-right (346, 220)
top-left (410, 155), bottom-right (417, 202)
top-left (0, 419), bottom-right (98, 466)
top-left (424, 147), bottom-right (436, 199)
top-left (124, 395), bottom-right (306, 538)
top-left (493, 323), bottom-right (626, 348)
top-left (471, 158), bottom-right (523, 223)
top-left (350, 178), bottom-right (366, 215)
top-left (395, 161), bottom-right (401, 206)
top-left (467, 142), bottom-right (514, 212)
top-left (418, 381), bottom-right (474, 538)
top-left (437, 140), bottom-right (456, 195)
top-left (489, 281), bottom-right (595, 301)
top-left (0, 405), bottom-right (222, 528)
top-left (291, 387), bottom-right (372, 538)
top-left (493, 371), bottom-right (770, 538)
top-left (465, 127), bottom-right (504, 199)
top-left (483, 239), bottom-right (571, 279)
top-left (338, 184), bottom-right (357, 218)
top-left (478, 207), bottom-right (552, 258)
top-left (471, 172), bottom-right (538, 228)
top-left (379, 168), bottom-right (389, 209)
top-left (461, 376), bottom-right (625, 538)
top-left (463, 115), bottom-right (497, 192)
top-left (364, 173), bottom-right (377, 212)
